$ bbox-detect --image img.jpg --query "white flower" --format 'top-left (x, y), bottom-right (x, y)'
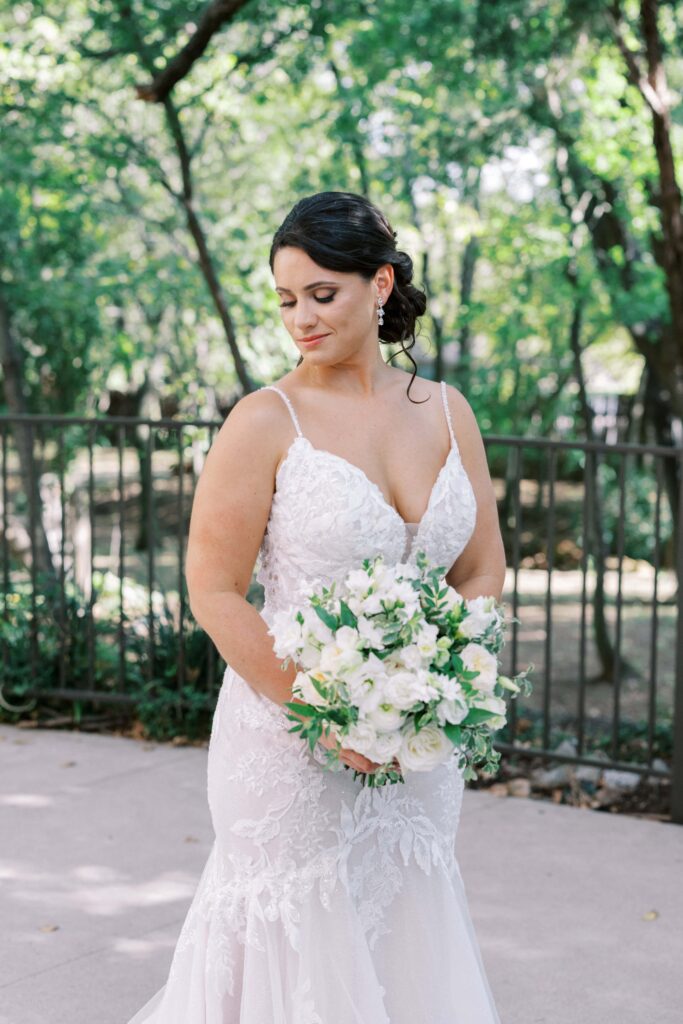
top-left (385, 580), bottom-right (421, 618)
top-left (442, 586), bottom-right (465, 613)
top-left (268, 607), bottom-right (304, 659)
top-left (435, 692), bottom-right (469, 727)
top-left (460, 596), bottom-right (501, 640)
top-left (318, 627), bottom-right (364, 675)
top-left (394, 560), bottom-right (422, 582)
top-left (345, 568), bottom-right (374, 594)
top-left (398, 643), bottom-right (425, 672)
top-left (460, 642), bottom-right (498, 695)
top-left (344, 719), bottom-right (380, 758)
top-left (293, 671), bottom-right (328, 707)
top-left (424, 670), bottom-right (452, 697)
top-left (365, 702), bottom-right (404, 734)
top-left (365, 729), bottom-right (403, 763)
top-left (384, 670), bottom-right (431, 710)
top-left (415, 622), bottom-right (439, 661)
top-left (343, 654), bottom-right (387, 714)
top-left (301, 608), bottom-right (334, 645)
top-left (398, 722), bottom-right (453, 772)
top-left (349, 589), bottom-right (384, 616)
top-left (356, 615), bottom-right (386, 649)
top-left (472, 693), bottom-right (507, 731)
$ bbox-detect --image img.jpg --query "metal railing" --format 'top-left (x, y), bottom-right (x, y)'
top-left (1, 414), bottom-right (682, 820)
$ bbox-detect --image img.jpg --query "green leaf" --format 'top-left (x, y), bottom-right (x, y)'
top-left (443, 723), bottom-right (462, 746)
top-left (339, 599), bottom-right (358, 628)
top-left (283, 700), bottom-right (318, 717)
top-left (313, 604), bottom-right (338, 631)
top-left (464, 707), bottom-right (499, 725)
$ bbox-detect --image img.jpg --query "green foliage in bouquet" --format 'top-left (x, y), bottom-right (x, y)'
top-left (276, 550), bottom-right (534, 787)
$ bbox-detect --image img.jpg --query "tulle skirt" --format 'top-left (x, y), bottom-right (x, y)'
top-left (126, 666), bottom-right (501, 1023)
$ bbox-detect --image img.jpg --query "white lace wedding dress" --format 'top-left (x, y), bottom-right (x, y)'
top-left (127, 381), bottom-right (502, 1024)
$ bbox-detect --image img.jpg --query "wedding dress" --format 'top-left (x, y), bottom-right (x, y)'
top-left (127, 380), bottom-right (502, 1024)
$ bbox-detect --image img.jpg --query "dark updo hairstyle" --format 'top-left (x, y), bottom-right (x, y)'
top-left (269, 191), bottom-right (428, 404)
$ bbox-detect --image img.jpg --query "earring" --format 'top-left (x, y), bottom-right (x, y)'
top-left (377, 295), bottom-right (385, 326)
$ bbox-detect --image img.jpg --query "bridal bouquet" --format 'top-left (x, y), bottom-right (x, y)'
top-left (268, 550), bottom-right (533, 787)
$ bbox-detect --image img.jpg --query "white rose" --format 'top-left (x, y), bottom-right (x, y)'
top-left (398, 643), bottom-right (425, 671)
top-left (365, 702), bottom-right (404, 734)
top-left (365, 729), bottom-right (403, 764)
top-left (384, 670), bottom-right (429, 710)
top-left (344, 719), bottom-right (380, 758)
top-left (460, 642), bottom-right (499, 695)
top-left (459, 596), bottom-right (501, 639)
top-left (398, 723), bottom-right (454, 772)
top-left (381, 651), bottom-right (405, 673)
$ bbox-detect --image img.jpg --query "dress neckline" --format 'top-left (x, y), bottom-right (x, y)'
top-left (275, 434), bottom-right (461, 535)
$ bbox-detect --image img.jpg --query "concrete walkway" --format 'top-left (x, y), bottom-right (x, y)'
top-left (0, 721), bottom-right (681, 1024)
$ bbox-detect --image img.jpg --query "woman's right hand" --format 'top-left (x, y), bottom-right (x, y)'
top-left (316, 724), bottom-right (382, 775)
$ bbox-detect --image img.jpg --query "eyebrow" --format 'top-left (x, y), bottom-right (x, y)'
top-left (274, 280), bottom-right (339, 294)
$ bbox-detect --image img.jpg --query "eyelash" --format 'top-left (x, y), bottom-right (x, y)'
top-left (279, 294), bottom-right (336, 308)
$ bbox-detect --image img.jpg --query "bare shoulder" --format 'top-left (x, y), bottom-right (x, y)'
top-left (393, 371), bottom-right (482, 444)
top-left (441, 380), bottom-right (484, 450)
top-left (186, 386), bottom-right (296, 599)
top-left (438, 382), bottom-right (485, 473)
top-left (206, 385), bottom-right (295, 471)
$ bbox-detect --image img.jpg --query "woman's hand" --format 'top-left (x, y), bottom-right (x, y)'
top-left (316, 724), bottom-right (382, 775)
top-left (316, 725), bottom-right (401, 776)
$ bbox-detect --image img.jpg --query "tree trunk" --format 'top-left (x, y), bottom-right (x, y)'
top-left (0, 296), bottom-right (57, 583)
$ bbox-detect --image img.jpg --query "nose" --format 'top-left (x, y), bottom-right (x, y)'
top-left (293, 298), bottom-right (318, 332)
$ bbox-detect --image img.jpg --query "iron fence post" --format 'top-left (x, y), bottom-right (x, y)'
top-left (671, 449), bottom-right (683, 825)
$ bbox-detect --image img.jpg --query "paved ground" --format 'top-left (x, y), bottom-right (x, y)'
top-left (0, 721), bottom-right (681, 1024)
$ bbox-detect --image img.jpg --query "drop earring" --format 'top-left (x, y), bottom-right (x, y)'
top-left (377, 295), bottom-right (385, 326)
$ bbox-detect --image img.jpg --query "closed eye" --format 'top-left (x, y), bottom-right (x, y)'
top-left (279, 293), bottom-right (336, 308)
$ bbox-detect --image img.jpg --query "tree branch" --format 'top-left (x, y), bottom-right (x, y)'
top-left (606, 2), bottom-right (666, 118)
top-left (136, 0), bottom-right (254, 102)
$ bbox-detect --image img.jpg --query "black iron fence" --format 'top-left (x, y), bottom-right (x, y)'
top-left (1, 414), bottom-right (682, 821)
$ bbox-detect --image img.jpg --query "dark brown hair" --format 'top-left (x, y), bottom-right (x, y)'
top-left (269, 191), bottom-right (428, 403)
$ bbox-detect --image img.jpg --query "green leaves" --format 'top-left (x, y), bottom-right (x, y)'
top-left (312, 603), bottom-right (338, 632)
top-left (338, 599), bottom-right (358, 629)
top-left (463, 707), bottom-right (499, 726)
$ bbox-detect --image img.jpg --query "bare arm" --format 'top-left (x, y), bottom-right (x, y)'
top-left (185, 390), bottom-right (380, 774)
top-left (443, 385), bottom-right (507, 602)
top-left (185, 391), bottom-right (299, 706)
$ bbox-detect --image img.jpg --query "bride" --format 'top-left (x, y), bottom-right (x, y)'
top-left (127, 191), bottom-right (506, 1023)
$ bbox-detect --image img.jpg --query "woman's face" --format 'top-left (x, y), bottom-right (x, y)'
top-left (272, 246), bottom-right (392, 363)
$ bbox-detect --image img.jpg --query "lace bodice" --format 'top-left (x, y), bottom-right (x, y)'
top-left (255, 379), bottom-right (477, 624)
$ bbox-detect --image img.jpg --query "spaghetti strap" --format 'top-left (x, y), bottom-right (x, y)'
top-left (439, 380), bottom-right (458, 452)
top-left (261, 384), bottom-right (304, 438)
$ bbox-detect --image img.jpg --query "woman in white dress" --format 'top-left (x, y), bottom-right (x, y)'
top-left (127, 191), bottom-right (506, 1023)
